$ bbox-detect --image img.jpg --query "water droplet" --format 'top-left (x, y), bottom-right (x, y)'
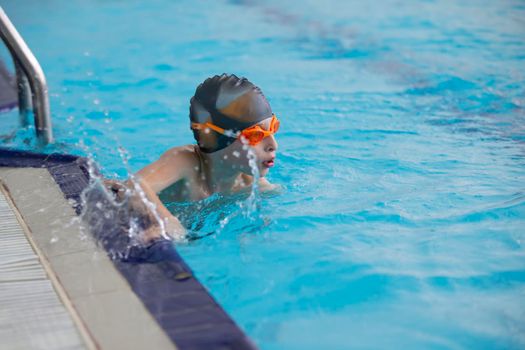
top-left (224, 129), bottom-right (237, 137)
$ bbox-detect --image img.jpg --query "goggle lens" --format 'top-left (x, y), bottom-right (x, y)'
top-left (240, 115), bottom-right (280, 145)
top-left (272, 118), bottom-right (280, 133)
top-left (243, 130), bottom-right (265, 145)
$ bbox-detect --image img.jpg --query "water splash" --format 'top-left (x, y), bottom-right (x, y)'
top-left (161, 139), bottom-right (267, 241)
top-left (242, 139), bottom-right (262, 218)
top-left (74, 138), bottom-right (267, 257)
top-left (75, 145), bottom-right (181, 259)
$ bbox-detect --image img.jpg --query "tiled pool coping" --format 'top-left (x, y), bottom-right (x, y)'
top-left (0, 147), bottom-right (257, 350)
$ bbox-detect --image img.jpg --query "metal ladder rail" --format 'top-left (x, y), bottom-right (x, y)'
top-left (0, 6), bottom-right (53, 145)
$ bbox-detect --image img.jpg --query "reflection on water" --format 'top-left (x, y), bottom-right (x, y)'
top-left (1, 0), bottom-right (525, 349)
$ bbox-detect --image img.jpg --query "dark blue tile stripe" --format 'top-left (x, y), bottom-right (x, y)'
top-left (0, 147), bottom-right (257, 350)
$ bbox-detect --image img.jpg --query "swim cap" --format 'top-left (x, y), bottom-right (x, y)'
top-left (189, 74), bottom-right (273, 153)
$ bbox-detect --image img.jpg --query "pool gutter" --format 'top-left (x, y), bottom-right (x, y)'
top-left (0, 148), bottom-right (256, 350)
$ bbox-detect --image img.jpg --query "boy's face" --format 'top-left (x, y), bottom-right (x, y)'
top-left (224, 117), bottom-right (278, 177)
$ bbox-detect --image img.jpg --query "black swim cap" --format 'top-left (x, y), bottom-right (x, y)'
top-left (189, 74), bottom-right (273, 153)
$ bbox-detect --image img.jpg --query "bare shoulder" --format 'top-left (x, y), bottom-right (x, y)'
top-left (160, 145), bottom-right (197, 161)
top-left (135, 145), bottom-right (199, 192)
top-left (158, 145), bottom-right (199, 171)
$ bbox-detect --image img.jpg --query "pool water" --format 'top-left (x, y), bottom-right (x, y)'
top-left (2, 0), bottom-right (525, 349)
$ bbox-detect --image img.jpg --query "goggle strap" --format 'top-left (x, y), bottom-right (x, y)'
top-left (191, 122), bottom-right (227, 135)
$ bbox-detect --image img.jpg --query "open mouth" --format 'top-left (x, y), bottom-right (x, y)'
top-left (262, 159), bottom-right (275, 168)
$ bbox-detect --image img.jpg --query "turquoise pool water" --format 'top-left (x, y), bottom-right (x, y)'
top-left (2, 0), bottom-right (525, 349)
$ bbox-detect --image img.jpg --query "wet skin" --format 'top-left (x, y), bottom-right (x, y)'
top-left (107, 117), bottom-right (278, 240)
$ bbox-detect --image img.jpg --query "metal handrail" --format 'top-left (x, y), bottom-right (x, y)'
top-left (0, 6), bottom-right (53, 144)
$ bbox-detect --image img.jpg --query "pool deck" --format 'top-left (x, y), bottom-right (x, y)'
top-left (0, 149), bottom-right (256, 350)
top-left (0, 183), bottom-right (87, 349)
top-left (0, 166), bottom-right (176, 350)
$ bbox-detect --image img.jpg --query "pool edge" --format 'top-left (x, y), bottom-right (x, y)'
top-left (0, 147), bottom-right (258, 350)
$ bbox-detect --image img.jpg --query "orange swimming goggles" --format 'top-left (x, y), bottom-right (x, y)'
top-left (191, 114), bottom-right (280, 146)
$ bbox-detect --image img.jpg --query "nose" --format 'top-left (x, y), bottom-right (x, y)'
top-left (264, 134), bottom-right (278, 153)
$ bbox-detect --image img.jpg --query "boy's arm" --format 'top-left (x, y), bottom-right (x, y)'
top-left (131, 147), bottom-right (192, 236)
top-left (129, 178), bottom-right (185, 236)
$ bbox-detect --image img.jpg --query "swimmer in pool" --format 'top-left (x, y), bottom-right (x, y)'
top-left (108, 74), bottom-right (280, 240)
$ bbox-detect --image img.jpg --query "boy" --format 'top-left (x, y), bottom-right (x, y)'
top-left (110, 74), bottom-right (280, 240)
